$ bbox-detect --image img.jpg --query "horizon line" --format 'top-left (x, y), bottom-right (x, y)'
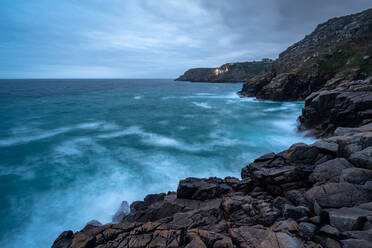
top-left (0, 78), bottom-right (176, 80)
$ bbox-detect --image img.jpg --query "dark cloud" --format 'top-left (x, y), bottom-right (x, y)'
top-left (0, 0), bottom-right (371, 78)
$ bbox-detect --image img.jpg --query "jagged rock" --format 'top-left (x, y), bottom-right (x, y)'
top-left (314, 235), bottom-right (342, 248)
top-left (349, 147), bottom-right (372, 169)
top-left (283, 189), bottom-right (310, 208)
top-left (230, 226), bottom-right (303, 248)
top-left (213, 237), bottom-right (233, 248)
top-left (123, 193), bottom-right (184, 223)
top-left (299, 222), bottom-right (317, 240)
top-left (340, 167), bottom-right (372, 185)
top-left (85, 220), bottom-right (102, 228)
top-left (52, 231), bottom-right (74, 248)
top-left (358, 202), bottom-right (372, 211)
top-left (305, 183), bottom-right (372, 208)
top-left (323, 207), bottom-right (372, 232)
top-left (273, 196), bottom-right (293, 211)
top-left (319, 225), bottom-right (340, 237)
top-left (71, 231), bottom-right (95, 248)
top-left (309, 216), bottom-right (322, 225)
top-left (312, 140), bottom-right (339, 155)
top-left (341, 238), bottom-right (372, 248)
top-left (299, 85), bottom-right (372, 137)
top-left (336, 131), bottom-right (372, 158)
top-left (342, 230), bottom-right (372, 243)
top-left (310, 158), bottom-right (353, 184)
top-left (177, 177), bottom-right (232, 201)
top-left (283, 204), bottom-right (309, 220)
top-left (272, 220), bottom-right (300, 233)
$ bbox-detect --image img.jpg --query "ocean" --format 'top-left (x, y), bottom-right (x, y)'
top-left (0, 79), bottom-right (314, 247)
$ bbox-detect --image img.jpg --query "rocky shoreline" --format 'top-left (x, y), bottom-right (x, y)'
top-left (52, 9), bottom-right (372, 248)
top-left (52, 119), bottom-right (372, 248)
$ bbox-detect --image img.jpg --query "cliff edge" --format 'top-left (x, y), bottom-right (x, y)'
top-left (239, 8), bottom-right (372, 101)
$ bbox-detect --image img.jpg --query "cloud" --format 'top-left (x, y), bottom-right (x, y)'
top-left (0, 0), bottom-right (371, 78)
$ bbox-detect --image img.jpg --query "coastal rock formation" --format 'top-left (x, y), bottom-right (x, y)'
top-left (299, 76), bottom-right (372, 137)
top-left (52, 123), bottom-right (372, 248)
top-left (175, 60), bottom-right (273, 82)
top-left (239, 8), bottom-right (372, 100)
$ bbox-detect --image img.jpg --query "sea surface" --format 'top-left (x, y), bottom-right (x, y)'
top-left (0, 79), bottom-right (315, 247)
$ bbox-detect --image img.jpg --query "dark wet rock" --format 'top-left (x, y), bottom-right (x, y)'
top-left (283, 204), bottom-right (309, 220)
top-left (299, 83), bottom-right (372, 137)
top-left (230, 226), bottom-right (303, 248)
top-left (52, 231), bottom-right (74, 248)
top-left (283, 189), bottom-right (310, 208)
top-left (85, 220), bottom-right (102, 228)
top-left (312, 140), bottom-right (339, 155)
top-left (310, 158), bottom-right (353, 184)
top-left (299, 222), bottom-right (317, 240)
top-left (314, 235), bottom-right (342, 248)
top-left (341, 238), bottom-right (372, 248)
top-left (177, 177), bottom-right (232, 201)
top-left (324, 207), bottom-right (372, 232)
top-left (272, 220), bottom-right (300, 233)
top-left (319, 225), bottom-right (340, 237)
top-left (349, 147), bottom-right (372, 169)
top-left (358, 202), bottom-right (372, 211)
top-left (305, 183), bottom-right (372, 208)
top-left (309, 216), bottom-right (322, 225)
top-left (71, 231), bottom-right (96, 248)
top-left (273, 196), bottom-right (293, 211)
top-left (342, 230), bottom-right (372, 243)
top-left (340, 167), bottom-right (372, 185)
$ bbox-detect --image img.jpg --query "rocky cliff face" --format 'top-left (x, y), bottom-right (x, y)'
top-left (176, 61), bottom-right (273, 82)
top-left (299, 76), bottom-right (372, 137)
top-left (239, 8), bottom-right (372, 101)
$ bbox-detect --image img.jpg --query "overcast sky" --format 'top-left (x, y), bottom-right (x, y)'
top-left (1, 0), bottom-right (371, 78)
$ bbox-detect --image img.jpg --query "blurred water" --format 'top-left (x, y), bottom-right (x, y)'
top-left (0, 79), bottom-right (315, 247)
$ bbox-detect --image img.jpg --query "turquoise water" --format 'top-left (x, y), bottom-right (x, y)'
top-left (0, 79), bottom-right (314, 247)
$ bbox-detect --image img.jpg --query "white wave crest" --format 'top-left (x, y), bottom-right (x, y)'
top-left (192, 102), bottom-right (212, 109)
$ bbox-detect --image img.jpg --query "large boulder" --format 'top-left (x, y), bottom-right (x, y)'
top-left (340, 167), bottom-right (372, 185)
top-left (349, 147), bottom-right (372, 169)
top-left (305, 183), bottom-right (372, 208)
top-left (177, 177), bottom-right (232, 201)
top-left (230, 226), bottom-right (304, 248)
top-left (310, 158), bottom-right (353, 184)
top-left (322, 207), bottom-right (372, 232)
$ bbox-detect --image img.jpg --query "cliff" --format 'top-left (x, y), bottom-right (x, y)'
top-left (175, 60), bottom-right (273, 82)
top-left (239, 8), bottom-right (372, 101)
top-left (239, 8), bottom-right (372, 137)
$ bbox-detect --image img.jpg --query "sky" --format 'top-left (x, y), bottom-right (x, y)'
top-left (1, 0), bottom-right (371, 78)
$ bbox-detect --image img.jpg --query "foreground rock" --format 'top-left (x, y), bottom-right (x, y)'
top-left (175, 60), bottom-right (273, 82)
top-left (52, 125), bottom-right (372, 248)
